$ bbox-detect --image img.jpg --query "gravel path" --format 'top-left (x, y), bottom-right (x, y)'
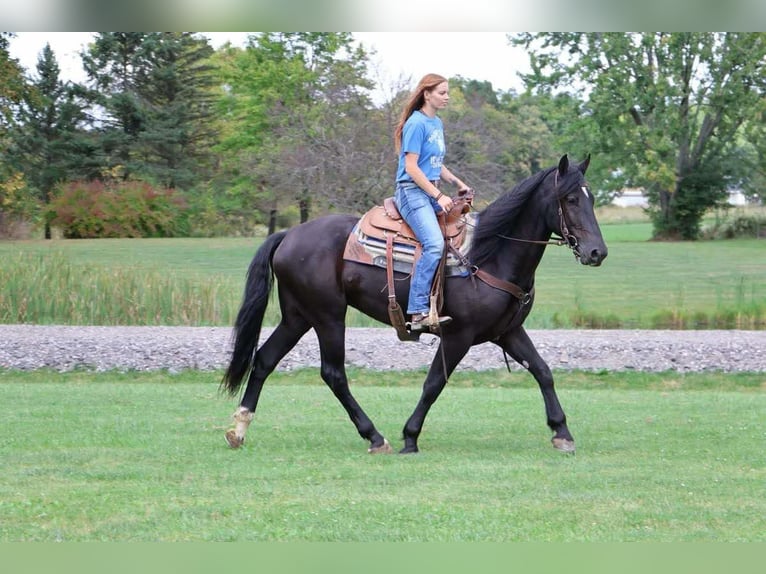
top-left (1, 325), bottom-right (764, 373)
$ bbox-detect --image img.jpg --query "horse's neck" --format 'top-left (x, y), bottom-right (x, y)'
top-left (489, 206), bottom-right (551, 286)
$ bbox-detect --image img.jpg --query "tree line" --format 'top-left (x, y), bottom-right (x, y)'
top-left (1, 32), bottom-right (764, 241)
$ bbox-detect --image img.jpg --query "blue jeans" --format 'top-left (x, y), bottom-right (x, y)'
top-left (394, 183), bottom-right (445, 315)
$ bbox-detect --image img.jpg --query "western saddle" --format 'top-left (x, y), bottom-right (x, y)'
top-left (343, 189), bottom-right (475, 341)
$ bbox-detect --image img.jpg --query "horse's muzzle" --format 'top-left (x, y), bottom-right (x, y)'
top-left (578, 245), bottom-right (607, 267)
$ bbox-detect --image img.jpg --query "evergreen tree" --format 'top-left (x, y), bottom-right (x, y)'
top-left (133, 33), bottom-right (217, 189)
top-left (0, 33), bottom-right (26, 136)
top-left (8, 44), bottom-right (89, 238)
top-left (82, 32), bottom-right (148, 181)
top-left (82, 32), bottom-right (217, 189)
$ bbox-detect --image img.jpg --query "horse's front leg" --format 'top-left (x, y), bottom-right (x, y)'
top-left (401, 335), bottom-right (471, 454)
top-left (494, 327), bottom-right (575, 453)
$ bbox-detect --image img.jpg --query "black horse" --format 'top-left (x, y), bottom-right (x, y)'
top-left (221, 154), bottom-right (607, 454)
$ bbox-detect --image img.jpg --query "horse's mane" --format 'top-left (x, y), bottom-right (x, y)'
top-left (468, 166), bottom-right (557, 267)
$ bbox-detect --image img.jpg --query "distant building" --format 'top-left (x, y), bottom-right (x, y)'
top-left (611, 189), bottom-right (648, 208)
top-left (727, 189), bottom-right (747, 206)
top-left (611, 188), bottom-right (750, 207)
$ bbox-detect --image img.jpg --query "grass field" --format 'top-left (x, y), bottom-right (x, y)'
top-left (2, 208), bottom-right (763, 548)
top-left (1, 368), bottom-right (764, 542)
top-left (1, 218), bottom-right (764, 328)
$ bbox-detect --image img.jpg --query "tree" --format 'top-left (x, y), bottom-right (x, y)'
top-left (81, 32), bottom-right (148, 181)
top-left (269, 33), bottom-right (386, 219)
top-left (212, 34), bottom-right (312, 231)
top-left (215, 33), bottom-right (380, 230)
top-left (81, 32), bottom-right (217, 189)
top-left (132, 33), bottom-right (218, 190)
top-left (738, 93), bottom-right (766, 204)
top-left (6, 43), bottom-right (90, 238)
top-left (0, 33), bottom-right (25, 135)
top-left (512, 32), bottom-right (766, 239)
top-left (0, 33), bottom-right (29, 234)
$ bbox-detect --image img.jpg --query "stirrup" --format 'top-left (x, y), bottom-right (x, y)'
top-left (407, 312), bottom-right (452, 333)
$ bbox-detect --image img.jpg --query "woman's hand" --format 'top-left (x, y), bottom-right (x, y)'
top-left (437, 193), bottom-right (454, 213)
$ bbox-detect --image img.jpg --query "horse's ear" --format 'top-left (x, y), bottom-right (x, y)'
top-left (558, 154), bottom-right (569, 177)
top-left (579, 153), bottom-right (591, 175)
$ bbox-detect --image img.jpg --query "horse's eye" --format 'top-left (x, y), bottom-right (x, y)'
top-left (567, 195), bottom-right (578, 205)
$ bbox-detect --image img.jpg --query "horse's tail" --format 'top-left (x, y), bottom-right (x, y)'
top-left (221, 231), bottom-right (288, 396)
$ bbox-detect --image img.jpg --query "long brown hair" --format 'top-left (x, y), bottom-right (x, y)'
top-left (393, 73), bottom-right (448, 153)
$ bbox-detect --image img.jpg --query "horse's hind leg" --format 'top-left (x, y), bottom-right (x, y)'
top-left (225, 320), bottom-right (309, 448)
top-left (495, 327), bottom-right (575, 453)
top-left (314, 321), bottom-right (392, 454)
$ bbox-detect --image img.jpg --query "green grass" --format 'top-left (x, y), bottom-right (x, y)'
top-left (1, 221), bottom-right (765, 328)
top-left (599, 221), bottom-right (654, 243)
top-left (1, 369), bottom-right (764, 541)
top-left (535, 236), bottom-right (766, 328)
top-left (0, 236), bottom-right (257, 280)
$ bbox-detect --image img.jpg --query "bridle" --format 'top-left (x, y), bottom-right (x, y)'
top-left (556, 197), bottom-right (581, 261)
top-left (493, 170), bottom-right (583, 262)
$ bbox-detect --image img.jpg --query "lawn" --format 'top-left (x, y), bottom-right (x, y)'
top-left (1, 368), bottom-right (764, 542)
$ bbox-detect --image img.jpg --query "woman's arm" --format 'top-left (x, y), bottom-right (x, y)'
top-left (404, 153), bottom-right (454, 211)
top-left (440, 165), bottom-right (470, 191)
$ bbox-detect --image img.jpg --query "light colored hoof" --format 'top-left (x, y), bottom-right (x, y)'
top-left (552, 437), bottom-right (575, 454)
top-left (225, 429), bottom-right (245, 449)
top-left (368, 438), bottom-right (393, 454)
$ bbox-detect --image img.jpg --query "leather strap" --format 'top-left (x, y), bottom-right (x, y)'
top-left (472, 268), bottom-right (531, 304)
top-left (386, 233), bottom-right (396, 308)
top-left (446, 242), bottom-right (530, 303)
top-left (386, 232), bottom-right (419, 341)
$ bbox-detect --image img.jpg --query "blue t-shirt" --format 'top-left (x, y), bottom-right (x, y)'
top-left (396, 110), bottom-right (445, 182)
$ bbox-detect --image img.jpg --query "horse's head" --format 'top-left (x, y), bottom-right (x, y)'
top-left (552, 154), bottom-right (608, 266)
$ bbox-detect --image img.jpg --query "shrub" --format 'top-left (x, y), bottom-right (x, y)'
top-left (49, 180), bottom-right (188, 238)
top-left (702, 214), bottom-right (766, 239)
top-left (0, 171), bottom-right (38, 238)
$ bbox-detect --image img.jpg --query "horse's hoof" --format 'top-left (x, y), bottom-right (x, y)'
top-left (225, 429), bottom-right (245, 449)
top-left (368, 438), bottom-right (393, 454)
top-left (552, 437), bottom-right (575, 454)
top-left (399, 445), bottom-right (419, 454)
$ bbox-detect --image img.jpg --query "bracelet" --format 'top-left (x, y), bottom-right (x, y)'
top-left (435, 192), bottom-right (444, 200)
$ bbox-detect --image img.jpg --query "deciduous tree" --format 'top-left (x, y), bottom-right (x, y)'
top-left (512, 32), bottom-right (766, 239)
top-left (214, 33), bottom-right (381, 230)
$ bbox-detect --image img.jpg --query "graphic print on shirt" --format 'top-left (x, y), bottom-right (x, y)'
top-left (396, 112), bottom-right (447, 182)
top-left (428, 127), bottom-right (445, 171)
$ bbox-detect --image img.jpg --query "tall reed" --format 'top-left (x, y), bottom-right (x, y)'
top-left (0, 251), bottom-right (243, 325)
top-left (2, 248), bottom-right (763, 329)
top-left (0, 251), bottom-right (381, 327)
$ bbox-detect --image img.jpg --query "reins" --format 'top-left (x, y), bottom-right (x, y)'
top-left (444, 173), bottom-right (583, 333)
top-left (494, 232), bottom-right (568, 247)
top-left (494, 203), bottom-right (580, 258)
top-left (462, 203), bottom-right (578, 253)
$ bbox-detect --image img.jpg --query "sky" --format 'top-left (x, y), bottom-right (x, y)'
top-left (7, 32), bottom-right (530, 104)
